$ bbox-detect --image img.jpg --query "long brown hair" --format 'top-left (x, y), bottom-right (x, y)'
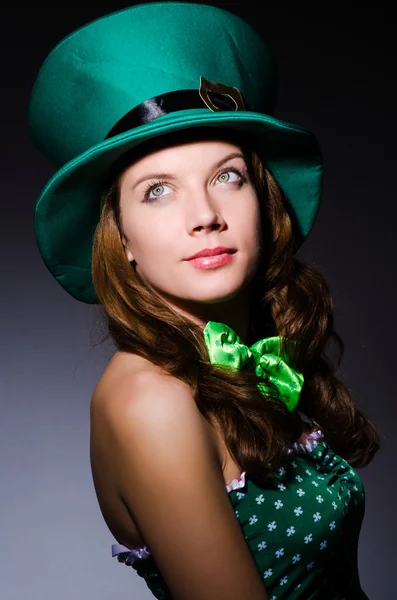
top-left (91, 129), bottom-right (380, 482)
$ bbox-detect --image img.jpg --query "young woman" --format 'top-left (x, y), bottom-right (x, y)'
top-left (28, 3), bottom-right (380, 599)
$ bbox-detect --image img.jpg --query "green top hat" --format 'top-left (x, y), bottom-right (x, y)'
top-left (28, 2), bottom-right (323, 304)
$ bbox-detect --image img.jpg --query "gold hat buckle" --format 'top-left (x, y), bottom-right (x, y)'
top-left (199, 76), bottom-right (246, 112)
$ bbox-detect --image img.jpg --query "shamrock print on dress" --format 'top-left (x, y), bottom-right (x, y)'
top-left (226, 434), bottom-right (368, 598)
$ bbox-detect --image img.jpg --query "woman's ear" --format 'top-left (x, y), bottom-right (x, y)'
top-left (126, 248), bottom-right (135, 263)
top-left (121, 234), bottom-right (135, 263)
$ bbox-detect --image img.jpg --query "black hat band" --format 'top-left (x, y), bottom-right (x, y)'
top-left (105, 77), bottom-right (247, 139)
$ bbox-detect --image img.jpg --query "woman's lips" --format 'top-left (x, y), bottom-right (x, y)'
top-left (187, 252), bottom-right (235, 270)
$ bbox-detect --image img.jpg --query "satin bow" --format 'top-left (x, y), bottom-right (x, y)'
top-left (203, 321), bottom-right (304, 412)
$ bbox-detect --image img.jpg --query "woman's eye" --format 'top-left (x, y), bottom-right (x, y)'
top-left (145, 183), bottom-right (172, 201)
top-left (216, 170), bottom-right (241, 184)
top-left (151, 184), bottom-right (165, 197)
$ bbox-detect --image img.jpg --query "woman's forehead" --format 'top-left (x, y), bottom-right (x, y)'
top-left (138, 126), bottom-right (249, 154)
top-left (126, 139), bottom-right (245, 171)
top-left (112, 127), bottom-right (252, 179)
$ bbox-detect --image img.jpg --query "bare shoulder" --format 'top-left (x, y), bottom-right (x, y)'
top-left (91, 349), bottom-right (219, 468)
top-left (90, 350), bottom-right (204, 435)
top-left (91, 352), bottom-right (268, 600)
top-left (90, 349), bottom-right (222, 487)
top-left (91, 349), bottom-right (167, 402)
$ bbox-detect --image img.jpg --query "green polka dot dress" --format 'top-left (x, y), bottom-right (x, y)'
top-left (111, 426), bottom-right (369, 599)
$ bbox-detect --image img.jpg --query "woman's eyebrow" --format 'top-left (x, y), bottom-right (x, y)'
top-left (131, 152), bottom-right (245, 189)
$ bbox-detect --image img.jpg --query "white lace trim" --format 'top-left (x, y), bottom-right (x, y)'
top-left (287, 428), bottom-right (324, 455)
top-left (112, 542), bottom-right (151, 561)
top-left (225, 471), bottom-right (247, 493)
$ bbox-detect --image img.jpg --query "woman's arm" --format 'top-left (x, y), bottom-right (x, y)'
top-left (101, 370), bottom-right (269, 600)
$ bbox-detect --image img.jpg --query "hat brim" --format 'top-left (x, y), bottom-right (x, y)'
top-left (34, 108), bottom-right (323, 303)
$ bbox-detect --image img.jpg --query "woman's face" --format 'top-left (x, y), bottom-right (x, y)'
top-left (119, 137), bottom-right (263, 314)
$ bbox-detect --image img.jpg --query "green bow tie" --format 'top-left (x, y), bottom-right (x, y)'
top-left (203, 321), bottom-right (304, 412)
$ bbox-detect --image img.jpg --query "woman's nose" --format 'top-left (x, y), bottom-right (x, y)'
top-left (186, 189), bottom-right (226, 233)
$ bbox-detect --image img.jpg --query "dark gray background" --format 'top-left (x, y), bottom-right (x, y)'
top-left (2, 2), bottom-right (393, 598)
